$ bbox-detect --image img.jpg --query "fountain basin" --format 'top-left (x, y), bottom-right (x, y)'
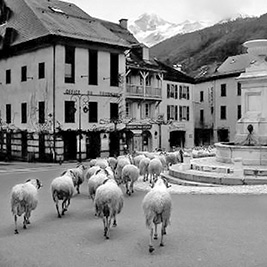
top-left (215, 142), bottom-right (267, 165)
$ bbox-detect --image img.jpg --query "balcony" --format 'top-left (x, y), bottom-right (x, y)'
top-left (126, 84), bottom-right (162, 100)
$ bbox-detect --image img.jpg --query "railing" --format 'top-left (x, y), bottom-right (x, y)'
top-left (126, 84), bottom-right (162, 99)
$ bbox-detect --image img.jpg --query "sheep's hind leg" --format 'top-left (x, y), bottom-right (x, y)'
top-left (62, 199), bottom-right (68, 216)
top-left (160, 223), bottom-right (166, 247)
top-left (14, 215), bottom-right (19, 234)
top-left (103, 217), bottom-right (108, 238)
top-left (112, 215), bottom-right (117, 227)
top-left (154, 223), bottom-right (158, 240)
top-left (55, 203), bottom-right (61, 218)
top-left (23, 215), bottom-right (27, 229)
top-left (149, 227), bottom-right (155, 253)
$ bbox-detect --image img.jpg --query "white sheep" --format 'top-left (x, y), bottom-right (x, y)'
top-left (61, 164), bottom-right (86, 194)
top-left (133, 154), bottom-right (146, 167)
top-left (164, 152), bottom-right (180, 169)
top-left (114, 156), bottom-right (131, 183)
top-left (85, 165), bottom-right (101, 181)
top-left (11, 178), bottom-right (42, 234)
top-left (88, 168), bottom-right (111, 200)
top-left (142, 176), bottom-right (172, 253)
top-left (95, 158), bottom-right (109, 169)
top-left (148, 158), bottom-right (163, 183)
top-left (121, 164), bottom-right (139, 195)
top-left (94, 179), bottom-right (124, 239)
top-left (107, 157), bottom-right (118, 172)
top-left (51, 170), bottom-right (77, 218)
top-left (139, 157), bottom-right (151, 182)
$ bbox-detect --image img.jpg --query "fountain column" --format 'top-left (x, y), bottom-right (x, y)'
top-left (235, 39), bottom-right (267, 145)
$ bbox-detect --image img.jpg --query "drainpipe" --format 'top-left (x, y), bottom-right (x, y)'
top-left (53, 44), bottom-right (56, 162)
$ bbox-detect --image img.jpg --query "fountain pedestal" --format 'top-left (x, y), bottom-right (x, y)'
top-left (235, 39), bottom-right (267, 146)
top-left (216, 39), bottom-right (267, 166)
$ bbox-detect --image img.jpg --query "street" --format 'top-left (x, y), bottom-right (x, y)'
top-left (1, 164), bottom-right (267, 267)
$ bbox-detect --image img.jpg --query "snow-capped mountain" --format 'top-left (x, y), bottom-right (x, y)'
top-left (128, 13), bottom-right (213, 47)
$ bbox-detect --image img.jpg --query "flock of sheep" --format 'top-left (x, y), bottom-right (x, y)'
top-left (10, 150), bottom-right (179, 253)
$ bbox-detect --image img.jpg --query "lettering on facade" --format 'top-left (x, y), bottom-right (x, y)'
top-left (126, 124), bottom-right (152, 130)
top-left (64, 89), bottom-right (81, 95)
top-left (64, 89), bottom-right (119, 97)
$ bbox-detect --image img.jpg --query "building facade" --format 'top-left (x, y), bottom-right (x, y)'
top-left (0, 0), bottom-right (131, 161)
top-left (194, 54), bottom-right (252, 145)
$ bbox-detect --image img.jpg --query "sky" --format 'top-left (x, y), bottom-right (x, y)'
top-left (63, 0), bottom-right (267, 24)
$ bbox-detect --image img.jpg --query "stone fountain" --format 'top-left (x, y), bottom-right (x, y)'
top-left (216, 39), bottom-right (267, 166)
top-left (165, 39), bottom-right (267, 186)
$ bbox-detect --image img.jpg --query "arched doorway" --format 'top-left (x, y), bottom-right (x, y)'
top-left (169, 130), bottom-right (185, 149)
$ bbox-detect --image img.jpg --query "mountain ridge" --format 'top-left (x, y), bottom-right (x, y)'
top-left (128, 13), bottom-right (213, 47)
top-left (150, 14), bottom-right (267, 77)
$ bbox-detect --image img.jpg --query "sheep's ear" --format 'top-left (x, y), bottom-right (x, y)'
top-left (25, 178), bottom-right (31, 183)
top-left (95, 169), bottom-right (102, 175)
top-left (36, 179), bottom-right (43, 189)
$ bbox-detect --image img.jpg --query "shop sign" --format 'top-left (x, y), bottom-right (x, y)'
top-left (126, 124), bottom-right (152, 130)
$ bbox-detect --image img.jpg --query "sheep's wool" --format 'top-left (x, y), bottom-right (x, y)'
top-left (11, 183), bottom-right (38, 216)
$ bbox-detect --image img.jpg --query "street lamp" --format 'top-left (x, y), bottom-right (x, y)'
top-left (64, 91), bottom-right (89, 162)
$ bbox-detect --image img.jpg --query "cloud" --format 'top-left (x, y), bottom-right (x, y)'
top-left (181, 0), bottom-right (256, 22)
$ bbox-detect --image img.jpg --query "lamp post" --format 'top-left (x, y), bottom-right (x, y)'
top-left (150, 115), bottom-right (173, 150)
top-left (64, 91), bottom-right (89, 162)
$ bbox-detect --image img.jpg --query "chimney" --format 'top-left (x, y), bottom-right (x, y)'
top-left (119, 18), bottom-right (128, 29)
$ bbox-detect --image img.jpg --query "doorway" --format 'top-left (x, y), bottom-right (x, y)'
top-left (62, 131), bottom-right (77, 161)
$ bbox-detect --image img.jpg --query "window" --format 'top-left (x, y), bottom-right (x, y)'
top-left (38, 62), bottom-right (45, 79)
top-left (110, 103), bottom-right (119, 120)
top-left (110, 53), bottom-right (119, 87)
top-left (179, 106), bottom-right (190, 121)
top-left (89, 102), bottom-right (98, 123)
top-left (237, 82), bottom-right (241, 96)
top-left (221, 84), bottom-right (226, 97)
top-left (167, 84), bottom-right (178, 99)
top-left (6, 69), bottom-right (11, 84)
top-left (167, 84), bottom-right (170, 98)
top-left (65, 101), bottom-right (75, 123)
top-left (220, 106), bottom-right (226, 120)
top-left (200, 91), bottom-right (204, 102)
top-left (65, 46), bottom-right (75, 83)
top-left (200, 109), bottom-right (204, 123)
top-left (126, 102), bottom-right (130, 117)
top-left (21, 103), bottom-right (27, 123)
top-left (21, 66), bottom-right (27, 82)
top-left (179, 85), bottom-right (190, 99)
top-left (237, 105), bottom-right (242, 119)
top-left (167, 105), bottom-right (178, 120)
top-left (89, 49), bottom-right (98, 85)
top-left (39, 101), bottom-right (45, 123)
top-left (145, 103), bottom-right (150, 117)
top-left (6, 104), bottom-right (11, 123)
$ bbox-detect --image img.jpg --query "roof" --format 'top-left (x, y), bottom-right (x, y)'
top-left (97, 18), bottom-right (139, 46)
top-left (155, 59), bottom-right (195, 84)
top-left (195, 53), bottom-right (256, 82)
top-left (216, 54), bottom-right (252, 74)
top-left (0, 0), bottom-right (130, 50)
